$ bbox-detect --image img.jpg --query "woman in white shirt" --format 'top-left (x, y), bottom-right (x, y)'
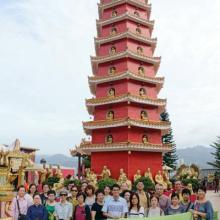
top-left (147, 195), bottom-right (164, 217)
top-left (128, 192), bottom-right (145, 218)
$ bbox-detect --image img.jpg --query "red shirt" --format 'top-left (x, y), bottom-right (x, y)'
top-left (75, 206), bottom-right (86, 220)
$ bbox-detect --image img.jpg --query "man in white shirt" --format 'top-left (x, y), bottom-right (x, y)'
top-left (102, 184), bottom-right (128, 219)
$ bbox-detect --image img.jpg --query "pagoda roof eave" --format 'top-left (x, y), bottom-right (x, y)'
top-left (88, 71), bottom-right (164, 95)
top-left (91, 51), bottom-right (161, 74)
top-left (98, 0), bottom-right (151, 18)
top-left (86, 94), bottom-right (166, 115)
top-left (79, 142), bottom-right (171, 154)
top-left (83, 118), bottom-right (171, 135)
top-left (94, 31), bottom-right (157, 53)
top-left (97, 12), bottom-right (154, 29)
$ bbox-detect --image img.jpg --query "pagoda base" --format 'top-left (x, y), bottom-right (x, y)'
top-left (91, 151), bottom-right (162, 181)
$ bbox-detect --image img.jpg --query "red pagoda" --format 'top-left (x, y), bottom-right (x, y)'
top-left (76, 0), bottom-right (171, 180)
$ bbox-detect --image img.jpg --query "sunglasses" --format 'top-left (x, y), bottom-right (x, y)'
top-left (60, 194), bottom-right (67, 196)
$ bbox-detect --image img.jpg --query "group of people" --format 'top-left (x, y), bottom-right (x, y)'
top-left (11, 179), bottom-right (214, 220)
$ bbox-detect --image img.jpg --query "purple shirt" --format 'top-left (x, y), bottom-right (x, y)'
top-left (12, 195), bottom-right (33, 220)
top-left (158, 195), bottom-right (171, 211)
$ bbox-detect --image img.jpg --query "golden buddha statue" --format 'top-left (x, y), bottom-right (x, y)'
top-left (122, 176), bottom-right (132, 190)
top-left (100, 165), bottom-right (111, 179)
top-left (140, 110), bottom-right (148, 120)
top-left (109, 66), bottom-right (116, 75)
top-left (137, 46), bottom-right (143, 55)
top-left (134, 170), bottom-right (142, 182)
top-left (155, 170), bottom-right (167, 189)
top-left (163, 169), bottom-right (172, 189)
top-left (112, 10), bottom-right (117, 17)
top-left (118, 168), bottom-right (127, 185)
top-left (142, 135), bottom-right (149, 144)
top-left (144, 168), bottom-right (154, 183)
top-left (85, 168), bottom-right (91, 179)
top-left (110, 46), bottom-right (116, 55)
top-left (139, 88), bottom-right (145, 97)
top-left (108, 88), bottom-right (115, 97)
top-left (110, 27), bottom-right (117, 36)
top-left (136, 27), bottom-right (141, 35)
top-left (47, 165), bottom-right (53, 178)
top-left (106, 111), bottom-right (114, 120)
top-left (89, 170), bottom-right (97, 187)
top-left (40, 165), bottom-right (47, 184)
top-left (106, 135), bottom-right (113, 144)
top-left (138, 66), bottom-right (145, 75)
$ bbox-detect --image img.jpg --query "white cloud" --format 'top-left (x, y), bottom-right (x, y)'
top-left (0, 0), bottom-right (220, 154)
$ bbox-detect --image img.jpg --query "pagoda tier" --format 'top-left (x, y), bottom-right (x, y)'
top-left (72, 0), bottom-right (172, 180)
top-left (98, 0), bottom-right (151, 12)
top-left (83, 118), bottom-right (170, 135)
top-left (79, 142), bottom-right (171, 153)
top-left (91, 50), bottom-right (161, 74)
top-left (86, 93), bottom-right (166, 114)
top-left (97, 12), bottom-right (154, 29)
top-left (95, 31), bottom-right (157, 53)
top-left (88, 71), bottom-right (164, 94)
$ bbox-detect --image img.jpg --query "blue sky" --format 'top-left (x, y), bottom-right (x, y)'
top-left (0, 0), bottom-right (220, 155)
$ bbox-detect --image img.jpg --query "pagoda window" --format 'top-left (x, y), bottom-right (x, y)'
top-left (110, 46), bottom-right (116, 55)
top-left (138, 66), bottom-right (145, 75)
top-left (108, 88), bottom-right (115, 97)
top-left (112, 10), bottom-right (118, 17)
top-left (142, 135), bottom-right (148, 144)
top-left (139, 88), bottom-right (146, 97)
top-left (106, 110), bottom-right (114, 120)
top-left (134, 11), bottom-right (140, 17)
top-left (110, 27), bottom-right (117, 36)
top-left (106, 135), bottom-right (113, 144)
top-left (109, 66), bottom-right (116, 75)
top-left (140, 110), bottom-right (148, 120)
top-left (137, 46), bottom-right (143, 55)
top-left (136, 27), bottom-right (142, 35)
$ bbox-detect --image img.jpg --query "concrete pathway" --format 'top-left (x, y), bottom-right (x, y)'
top-left (206, 190), bottom-right (220, 219)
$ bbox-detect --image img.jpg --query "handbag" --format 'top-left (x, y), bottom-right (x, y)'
top-left (16, 199), bottom-right (27, 220)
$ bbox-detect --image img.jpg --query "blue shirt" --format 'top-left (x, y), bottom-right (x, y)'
top-left (102, 197), bottom-right (128, 218)
top-left (26, 204), bottom-right (48, 220)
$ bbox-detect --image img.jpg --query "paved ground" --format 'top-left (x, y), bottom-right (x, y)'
top-left (206, 190), bottom-right (220, 219)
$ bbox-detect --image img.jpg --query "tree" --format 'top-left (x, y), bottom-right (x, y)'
top-left (207, 136), bottom-right (220, 169)
top-left (160, 111), bottom-right (178, 170)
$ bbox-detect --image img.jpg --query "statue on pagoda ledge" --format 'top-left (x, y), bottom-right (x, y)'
top-left (106, 135), bottom-right (113, 144)
top-left (155, 170), bottom-right (167, 189)
top-left (139, 88), bottom-right (146, 97)
top-left (142, 135), bottom-right (149, 144)
top-left (108, 88), bottom-right (115, 97)
top-left (109, 66), bottom-right (116, 75)
top-left (144, 168), bottom-right (154, 183)
top-left (138, 66), bottom-right (145, 75)
top-left (106, 111), bottom-right (114, 120)
top-left (110, 27), bottom-right (117, 36)
top-left (110, 46), bottom-right (116, 55)
top-left (140, 110), bottom-right (148, 120)
top-left (100, 165), bottom-right (111, 179)
top-left (134, 170), bottom-right (142, 182)
top-left (137, 46), bottom-right (143, 55)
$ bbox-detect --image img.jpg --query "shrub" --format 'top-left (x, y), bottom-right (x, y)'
top-left (97, 178), bottom-right (117, 191)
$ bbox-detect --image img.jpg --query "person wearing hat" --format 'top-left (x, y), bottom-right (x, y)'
top-left (55, 190), bottom-right (73, 220)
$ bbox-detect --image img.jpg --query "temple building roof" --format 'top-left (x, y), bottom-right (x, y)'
top-left (91, 50), bottom-right (161, 74)
top-left (98, 0), bottom-right (151, 17)
top-left (83, 118), bottom-right (170, 135)
top-left (79, 141), bottom-right (171, 154)
top-left (88, 71), bottom-right (164, 95)
top-left (86, 93), bottom-right (166, 114)
top-left (95, 31), bottom-right (157, 52)
top-left (97, 12), bottom-right (154, 29)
